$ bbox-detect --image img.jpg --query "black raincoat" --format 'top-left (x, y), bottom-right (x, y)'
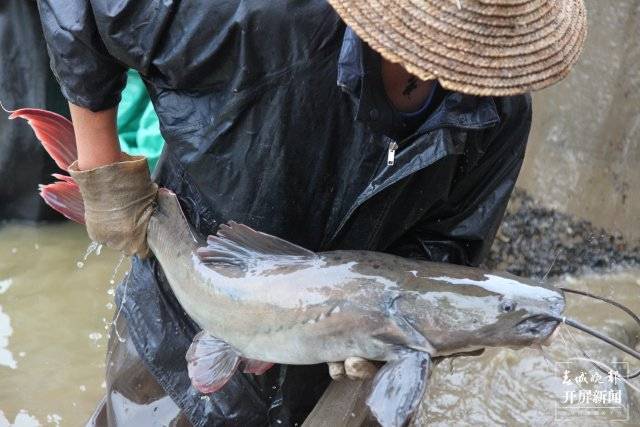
top-left (0, 0), bottom-right (67, 221)
top-left (37, 1), bottom-right (532, 425)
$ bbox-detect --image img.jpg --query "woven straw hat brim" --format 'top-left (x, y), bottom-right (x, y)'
top-left (328, 0), bottom-right (587, 96)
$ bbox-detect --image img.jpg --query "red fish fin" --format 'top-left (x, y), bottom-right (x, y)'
top-left (39, 179), bottom-right (85, 224)
top-left (51, 173), bottom-right (75, 183)
top-left (241, 358), bottom-right (274, 375)
top-left (186, 331), bottom-right (240, 394)
top-left (8, 108), bottom-right (77, 171)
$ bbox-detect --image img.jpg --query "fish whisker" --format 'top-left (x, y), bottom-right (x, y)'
top-left (534, 343), bottom-right (555, 371)
top-left (545, 287), bottom-right (640, 379)
top-left (541, 249), bottom-right (561, 282)
top-left (561, 318), bottom-right (640, 380)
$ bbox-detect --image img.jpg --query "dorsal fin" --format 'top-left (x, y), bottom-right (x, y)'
top-left (196, 221), bottom-right (316, 268)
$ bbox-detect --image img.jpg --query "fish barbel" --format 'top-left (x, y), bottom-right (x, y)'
top-left (13, 107), bottom-right (566, 427)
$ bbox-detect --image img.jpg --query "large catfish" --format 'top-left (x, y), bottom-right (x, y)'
top-left (11, 108), bottom-right (566, 427)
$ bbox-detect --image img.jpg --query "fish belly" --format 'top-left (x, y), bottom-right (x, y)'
top-left (207, 305), bottom-right (398, 365)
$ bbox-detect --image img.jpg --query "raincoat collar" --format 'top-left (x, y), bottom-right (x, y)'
top-left (336, 27), bottom-right (500, 135)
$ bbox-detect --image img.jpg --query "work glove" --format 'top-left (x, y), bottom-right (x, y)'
top-left (328, 357), bottom-right (380, 380)
top-left (69, 154), bottom-right (158, 257)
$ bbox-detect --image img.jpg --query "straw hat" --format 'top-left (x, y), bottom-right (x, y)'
top-left (327, 0), bottom-right (587, 96)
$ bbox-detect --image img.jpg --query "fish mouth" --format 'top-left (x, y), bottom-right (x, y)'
top-left (516, 314), bottom-right (562, 345)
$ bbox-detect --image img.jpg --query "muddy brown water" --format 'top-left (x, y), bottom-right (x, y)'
top-left (0, 222), bottom-right (127, 426)
top-left (1, 222), bottom-right (638, 426)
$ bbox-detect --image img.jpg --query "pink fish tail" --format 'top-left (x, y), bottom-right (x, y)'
top-left (8, 107), bottom-right (77, 171)
top-left (4, 105), bottom-right (84, 223)
top-left (39, 179), bottom-right (85, 224)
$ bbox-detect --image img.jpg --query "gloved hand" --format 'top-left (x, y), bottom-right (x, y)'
top-left (328, 357), bottom-right (380, 380)
top-left (69, 154), bottom-right (158, 257)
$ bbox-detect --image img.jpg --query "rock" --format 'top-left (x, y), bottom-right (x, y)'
top-left (484, 189), bottom-right (640, 279)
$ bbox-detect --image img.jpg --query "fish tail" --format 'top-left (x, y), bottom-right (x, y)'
top-left (4, 106), bottom-right (84, 223)
top-left (39, 179), bottom-right (85, 224)
top-left (7, 107), bottom-right (77, 171)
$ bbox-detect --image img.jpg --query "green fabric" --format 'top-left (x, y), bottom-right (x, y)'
top-left (117, 70), bottom-right (164, 171)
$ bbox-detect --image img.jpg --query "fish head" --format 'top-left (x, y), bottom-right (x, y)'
top-left (477, 275), bottom-right (565, 349)
top-left (402, 270), bottom-right (565, 354)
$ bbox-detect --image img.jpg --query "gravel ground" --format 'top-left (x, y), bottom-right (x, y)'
top-left (484, 189), bottom-right (640, 279)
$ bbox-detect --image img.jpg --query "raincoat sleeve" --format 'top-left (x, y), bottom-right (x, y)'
top-left (37, 0), bottom-right (127, 111)
top-left (389, 95), bottom-right (532, 267)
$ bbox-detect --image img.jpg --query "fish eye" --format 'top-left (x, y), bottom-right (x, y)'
top-left (500, 300), bottom-right (516, 313)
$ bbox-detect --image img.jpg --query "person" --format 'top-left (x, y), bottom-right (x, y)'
top-left (117, 70), bottom-right (165, 172)
top-left (36, 0), bottom-right (587, 425)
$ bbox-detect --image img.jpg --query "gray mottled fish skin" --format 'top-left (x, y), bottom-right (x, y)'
top-left (147, 190), bottom-right (565, 365)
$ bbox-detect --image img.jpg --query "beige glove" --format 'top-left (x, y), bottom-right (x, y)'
top-left (328, 357), bottom-right (380, 380)
top-left (69, 154), bottom-right (158, 257)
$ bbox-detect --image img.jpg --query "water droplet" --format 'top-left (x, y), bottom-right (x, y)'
top-left (101, 381), bottom-right (106, 389)
top-left (79, 384), bottom-right (86, 392)
top-left (89, 332), bottom-right (102, 341)
top-left (109, 279), bottom-right (115, 285)
top-left (86, 241), bottom-right (100, 257)
top-left (11, 247), bottom-right (17, 254)
top-left (34, 243), bottom-right (40, 250)
top-left (19, 351), bottom-right (26, 357)
top-left (76, 261), bottom-right (84, 269)
top-left (107, 287), bottom-right (115, 295)
top-left (106, 303), bottom-right (114, 310)
top-left (276, 420), bottom-right (282, 424)
top-left (46, 414), bottom-right (62, 426)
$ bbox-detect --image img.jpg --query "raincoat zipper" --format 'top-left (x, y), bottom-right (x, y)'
top-left (387, 140), bottom-right (398, 166)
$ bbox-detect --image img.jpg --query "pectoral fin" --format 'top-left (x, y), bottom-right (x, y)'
top-left (366, 351), bottom-right (430, 427)
top-left (186, 331), bottom-right (240, 394)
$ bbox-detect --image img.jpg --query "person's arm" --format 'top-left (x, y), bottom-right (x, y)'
top-left (66, 102), bottom-right (158, 257)
top-left (66, 101), bottom-right (158, 257)
top-left (68, 103), bottom-right (122, 170)
top-left (38, 2), bottom-right (157, 256)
